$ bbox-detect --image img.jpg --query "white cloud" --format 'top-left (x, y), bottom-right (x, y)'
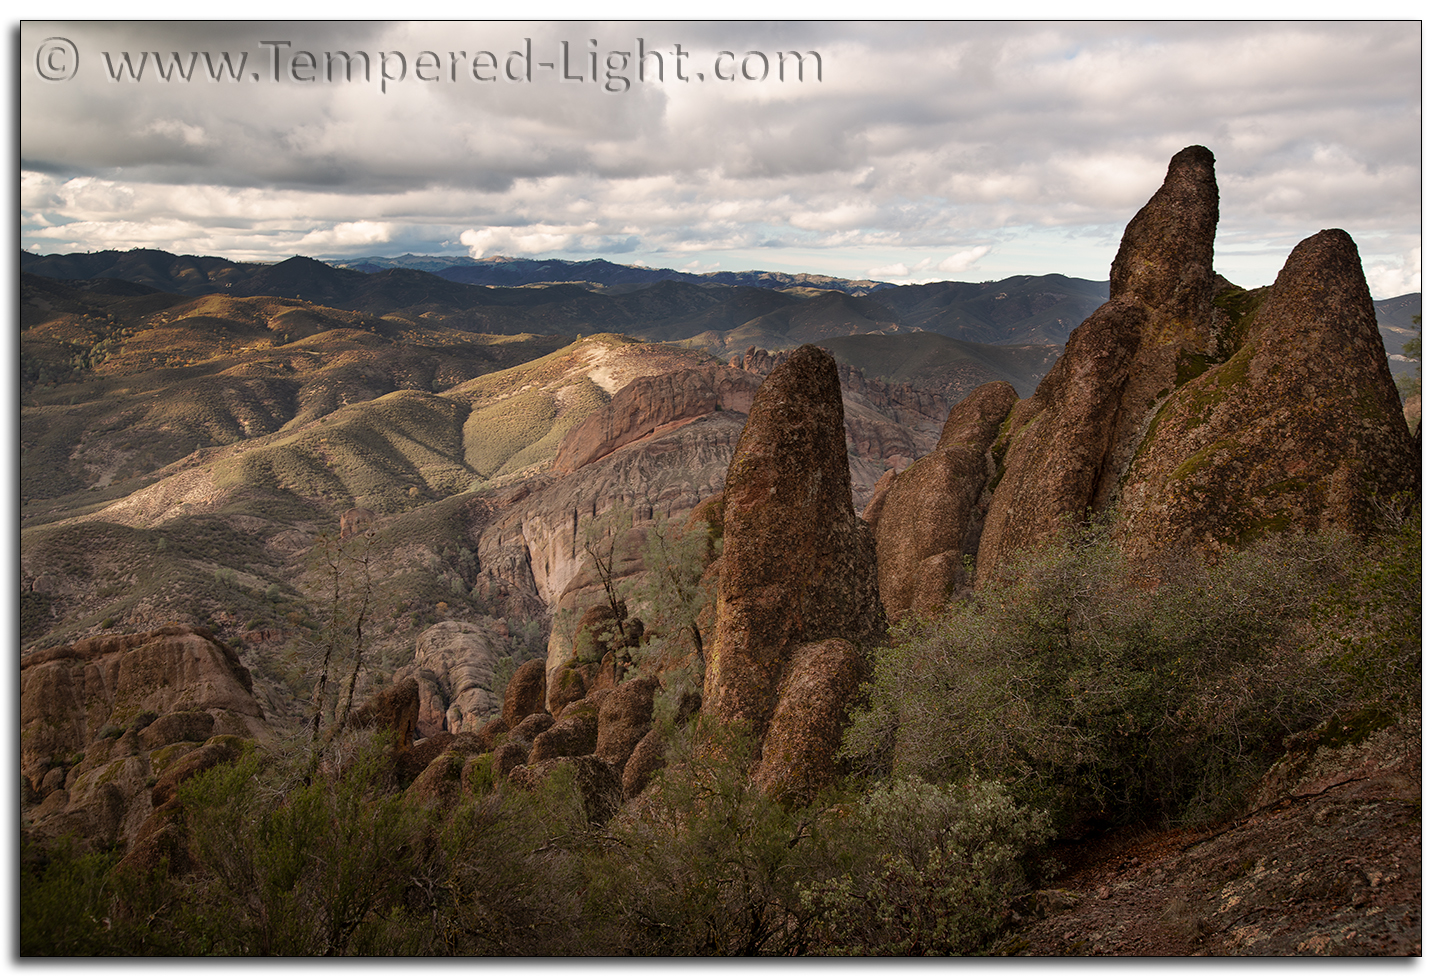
top-left (296, 220), bottom-right (394, 250)
top-left (16, 21), bottom-right (1420, 283)
top-left (939, 247), bottom-right (991, 275)
top-left (867, 262), bottom-right (909, 279)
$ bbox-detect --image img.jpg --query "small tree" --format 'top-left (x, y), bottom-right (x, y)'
top-left (631, 517), bottom-right (715, 667)
top-left (305, 529), bottom-right (377, 776)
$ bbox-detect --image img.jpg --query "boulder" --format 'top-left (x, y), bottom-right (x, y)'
top-left (392, 621), bottom-right (505, 737)
top-left (508, 711), bottom-right (555, 744)
top-left (703, 344), bottom-right (887, 797)
top-left (149, 735), bottom-right (247, 808)
top-left (501, 658), bottom-right (549, 728)
top-left (867, 381), bottom-right (1018, 619)
top-left (396, 731), bottom-right (455, 787)
top-left (508, 755), bottom-right (623, 825)
top-left (349, 677), bottom-right (420, 749)
top-left (753, 639), bottom-right (867, 803)
top-left (139, 710), bottom-right (216, 750)
top-left (594, 675), bottom-right (660, 767)
top-left (529, 711), bottom-right (599, 764)
top-left (479, 716), bottom-right (510, 751)
top-left (559, 686), bottom-right (613, 722)
top-left (493, 740), bottom-right (530, 779)
top-left (622, 727), bottom-right (667, 800)
top-left (406, 750), bottom-right (468, 808)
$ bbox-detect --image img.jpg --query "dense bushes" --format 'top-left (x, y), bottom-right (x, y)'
top-left (21, 514), bottom-right (1418, 955)
top-left (21, 722), bottom-right (1051, 956)
top-left (843, 515), bottom-right (1421, 829)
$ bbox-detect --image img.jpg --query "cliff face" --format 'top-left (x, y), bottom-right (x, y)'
top-left (551, 365), bottom-right (762, 475)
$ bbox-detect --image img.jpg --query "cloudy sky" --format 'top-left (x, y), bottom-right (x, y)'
top-left (18, 19), bottom-right (1422, 296)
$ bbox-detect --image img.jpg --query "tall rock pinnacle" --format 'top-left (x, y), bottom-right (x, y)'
top-left (1115, 228), bottom-right (1419, 558)
top-left (703, 345), bottom-right (886, 799)
top-left (975, 145), bottom-right (1223, 583)
top-left (970, 146), bottom-right (1415, 584)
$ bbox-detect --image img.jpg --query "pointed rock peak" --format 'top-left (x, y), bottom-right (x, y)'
top-left (1257, 228), bottom-right (1376, 345)
top-left (704, 342), bottom-right (886, 743)
top-left (1109, 144), bottom-right (1220, 348)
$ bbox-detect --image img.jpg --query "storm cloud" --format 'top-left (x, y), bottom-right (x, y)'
top-left (19, 20), bottom-right (1421, 295)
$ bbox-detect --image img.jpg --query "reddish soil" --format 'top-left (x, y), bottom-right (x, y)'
top-left (1003, 719), bottom-right (1422, 956)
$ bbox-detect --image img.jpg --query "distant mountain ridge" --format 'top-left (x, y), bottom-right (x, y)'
top-left (20, 248), bottom-right (1109, 349)
top-left (336, 253), bottom-right (898, 296)
top-left (19, 247), bottom-right (1419, 361)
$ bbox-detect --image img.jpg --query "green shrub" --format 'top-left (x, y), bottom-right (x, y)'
top-left (799, 777), bottom-right (1052, 954)
top-left (176, 735), bottom-right (426, 955)
top-left (19, 835), bottom-right (121, 955)
top-left (843, 520), bottom-right (1372, 827)
top-left (579, 717), bottom-right (828, 955)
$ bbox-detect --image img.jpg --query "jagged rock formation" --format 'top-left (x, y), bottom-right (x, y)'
top-left (1115, 229), bottom-right (1420, 558)
top-left (976, 146), bottom-right (1221, 582)
top-left (391, 620), bottom-right (506, 738)
top-left (703, 345), bottom-right (888, 799)
top-left (19, 625), bottom-right (269, 851)
top-left (969, 146), bottom-right (1417, 582)
top-left (865, 381), bottom-right (1018, 620)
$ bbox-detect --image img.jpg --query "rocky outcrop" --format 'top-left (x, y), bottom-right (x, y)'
top-left (18, 628), bottom-right (265, 858)
top-left (501, 658), bottom-right (548, 729)
top-left (1115, 229), bottom-right (1420, 558)
top-left (392, 621), bottom-right (506, 738)
top-left (19, 625), bottom-right (268, 799)
top-left (969, 146), bottom-right (1414, 582)
top-left (339, 506), bottom-right (377, 539)
top-left (405, 733), bottom-right (488, 807)
top-left (552, 366), bottom-right (762, 474)
top-left (349, 677), bottom-right (420, 749)
top-left (976, 148), bottom-right (1220, 583)
top-left (866, 381), bottom-right (1018, 619)
top-left (703, 345), bottom-right (888, 799)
